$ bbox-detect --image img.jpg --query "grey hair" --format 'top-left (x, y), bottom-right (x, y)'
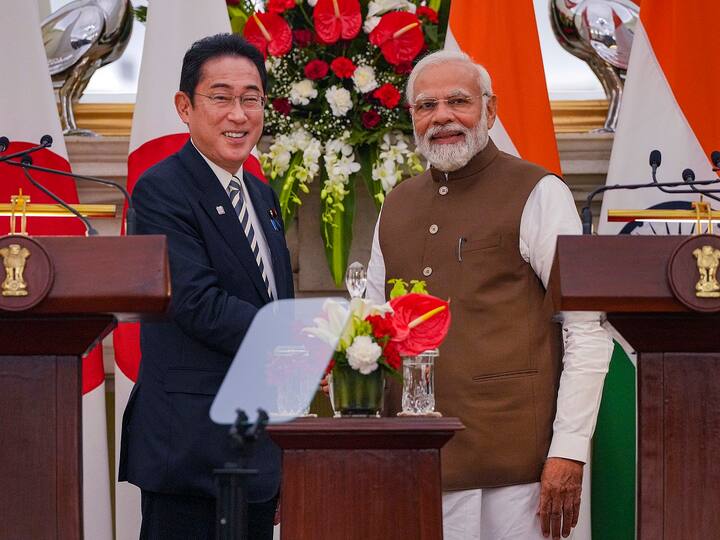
top-left (405, 50), bottom-right (493, 104)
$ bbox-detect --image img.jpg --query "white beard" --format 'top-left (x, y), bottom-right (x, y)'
top-left (414, 108), bottom-right (489, 172)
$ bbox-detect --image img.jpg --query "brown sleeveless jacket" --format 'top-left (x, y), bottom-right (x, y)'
top-left (379, 139), bottom-right (562, 489)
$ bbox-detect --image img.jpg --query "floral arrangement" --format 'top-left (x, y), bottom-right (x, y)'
top-left (305, 279), bottom-right (450, 378)
top-left (226, 0), bottom-right (449, 286)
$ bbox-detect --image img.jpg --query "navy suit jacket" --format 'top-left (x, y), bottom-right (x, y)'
top-left (119, 141), bottom-right (294, 502)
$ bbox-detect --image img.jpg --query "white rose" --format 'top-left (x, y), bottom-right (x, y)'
top-left (346, 335), bottom-right (383, 374)
top-left (352, 65), bottom-right (379, 94)
top-left (325, 85), bottom-right (353, 117)
top-left (290, 79), bottom-right (318, 106)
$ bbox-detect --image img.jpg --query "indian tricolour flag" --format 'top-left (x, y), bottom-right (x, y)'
top-left (0, 2), bottom-right (111, 539)
top-left (444, 2), bottom-right (596, 538)
top-left (595, 1), bottom-right (720, 538)
top-left (113, 2), bottom-right (266, 538)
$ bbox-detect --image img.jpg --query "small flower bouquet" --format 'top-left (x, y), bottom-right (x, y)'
top-left (226, 0), bottom-right (449, 286)
top-left (305, 280), bottom-right (450, 415)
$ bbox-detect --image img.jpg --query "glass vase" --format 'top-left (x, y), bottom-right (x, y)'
top-left (330, 363), bottom-right (384, 417)
top-left (401, 349), bottom-right (439, 415)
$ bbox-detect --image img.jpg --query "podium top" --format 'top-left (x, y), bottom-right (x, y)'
top-left (551, 235), bottom-right (694, 313)
top-left (0, 235), bottom-right (170, 320)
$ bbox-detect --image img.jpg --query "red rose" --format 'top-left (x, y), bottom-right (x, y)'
top-left (304, 59), bottom-right (329, 80)
top-left (361, 109), bottom-right (382, 129)
top-left (267, 0), bottom-right (296, 14)
top-left (331, 57), bottom-right (356, 78)
top-left (373, 83), bottom-right (402, 109)
top-left (383, 341), bottom-right (402, 371)
top-left (272, 98), bottom-right (292, 116)
top-left (416, 6), bottom-right (439, 23)
top-left (293, 29), bottom-right (314, 48)
top-left (394, 61), bottom-right (413, 75)
top-left (367, 313), bottom-right (396, 339)
top-left (226, 0), bottom-right (241, 5)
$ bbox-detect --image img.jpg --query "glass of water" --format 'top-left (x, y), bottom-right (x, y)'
top-left (401, 349), bottom-right (439, 415)
top-left (345, 261), bottom-right (367, 299)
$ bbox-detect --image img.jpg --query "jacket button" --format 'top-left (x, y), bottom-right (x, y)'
top-left (439, 186), bottom-right (448, 195)
top-left (429, 224), bottom-right (438, 234)
top-left (423, 266), bottom-right (432, 277)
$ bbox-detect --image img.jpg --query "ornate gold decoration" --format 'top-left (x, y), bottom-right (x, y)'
top-left (0, 243), bottom-right (31, 297)
top-left (693, 244), bottom-right (720, 298)
top-left (9, 190), bottom-right (30, 236)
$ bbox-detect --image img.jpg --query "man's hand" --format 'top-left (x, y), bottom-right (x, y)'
top-left (538, 457), bottom-right (583, 539)
top-left (320, 375), bottom-right (330, 395)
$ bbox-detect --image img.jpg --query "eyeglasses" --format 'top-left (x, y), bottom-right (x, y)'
top-left (410, 93), bottom-right (492, 116)
top-left (195, 93), bottom-right (266, 111)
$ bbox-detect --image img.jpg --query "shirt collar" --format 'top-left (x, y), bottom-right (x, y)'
top-left (191, 138), bottom-right (243, 192)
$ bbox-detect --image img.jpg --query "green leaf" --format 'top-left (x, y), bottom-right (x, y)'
top-left (356, 144), bottom-right (384, 212)
top-left (321, 177), bottom-right (356, 288)
top-left (229, 11), bottom-right (249, 34)
top-left (271, 152), bottom-right (306, 228)
top-left (388, 278), bottom-right (408, 299)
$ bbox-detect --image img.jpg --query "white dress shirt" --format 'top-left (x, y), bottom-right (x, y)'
top-left (193, 142), bottom-right (278, 299)
top-left (366, 174), bottom-right (614, 464)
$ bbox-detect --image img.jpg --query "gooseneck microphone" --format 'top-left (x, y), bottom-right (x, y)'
top-left (0, 136), bottom-right (136, 234)
top-left (711, 150), bottom-right (720, 171)
top-left (0, 134), bottom-right (53, 163)
top-left (580, 150), bottom-right (720, 234)
top-left (20, 155), bottom-right (98, 236)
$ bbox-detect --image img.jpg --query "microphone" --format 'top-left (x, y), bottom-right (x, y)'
top-left (0, 136), bottom-right (8, 153)
top-left (711, 150), bottom-right (720, 171)
top-left (2, 155), bottom-right (136, 235)
top-left (0, 134), bottom-right (53, 163)
top-left (649, 149), bottom-right (662, 170)
top-left (20, 155), bottom-right (98, 236)
top-left (682, 166), bottom-right (720, 202)
top-left (682, 168), bottom-right (696, 183)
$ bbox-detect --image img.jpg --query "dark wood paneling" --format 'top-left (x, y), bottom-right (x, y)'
top-left (0, 356), bottom-right (82, 539)
top-left (269, 418), bottom-right (463, 540)
top-left (637, 353), bottom-right (664, 540)
top-left (609, 314), bottom-right (720, 353)
top-left (663, 353), bottom-right (720, 540)
top-left (551, 236), bottom-right (690, 312)
top-left (0, 316), bottom-right (115, 355)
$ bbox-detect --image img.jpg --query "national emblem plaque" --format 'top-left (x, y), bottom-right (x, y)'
top-left (667, 234), bottom-right (720, 313)
top-left (0, 235), bottom-right (54, 311)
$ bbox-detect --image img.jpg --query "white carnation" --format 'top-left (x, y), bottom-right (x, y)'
top-left (352, 65), bottom-right (379, 94)
top-left (325, 85), bottom-right (353, 117)
top-left (346, 335), bottom-right (383, 374)
top-left (290, 79), bottom-right (318, 106)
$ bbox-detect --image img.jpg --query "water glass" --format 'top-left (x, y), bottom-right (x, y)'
top-left (401, 349), bottom-right (439, 415)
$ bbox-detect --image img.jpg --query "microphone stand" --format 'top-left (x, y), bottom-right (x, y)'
top-left (581, 178), bottom-right (720, 234)
top-left (214, 408), bottom-right (268, 540)
top-left (1, 157), bottom-right (136, 234)
top-left (0, 140), bottom-right (52, 164)
top-left (20, 160), bottom-right (98, 236)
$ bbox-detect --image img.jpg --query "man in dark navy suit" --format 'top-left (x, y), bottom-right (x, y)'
top-left (119, 34), bottom-right (293, 540)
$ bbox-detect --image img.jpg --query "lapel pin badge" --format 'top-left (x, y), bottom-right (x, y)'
top-left (268, 208), bottom-right (281, 231)
top-left (216, 206), bottom-right (225, 215)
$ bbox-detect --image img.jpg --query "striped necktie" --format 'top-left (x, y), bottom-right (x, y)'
top-left (227, 176), bottom-right (273, 300)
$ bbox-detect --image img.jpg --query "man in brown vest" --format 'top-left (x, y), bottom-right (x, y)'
top-left (366, 50), bottom-right (613, 540)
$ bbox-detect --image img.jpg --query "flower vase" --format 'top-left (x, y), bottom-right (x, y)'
top-left (330, 363), bottom-right (384, 417)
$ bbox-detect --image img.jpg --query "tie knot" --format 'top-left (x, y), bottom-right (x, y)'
top-left (228, 176), bottom-right (242, 194)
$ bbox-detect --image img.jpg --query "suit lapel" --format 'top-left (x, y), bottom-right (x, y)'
top-left (178, 144), bottom-right (271, 302)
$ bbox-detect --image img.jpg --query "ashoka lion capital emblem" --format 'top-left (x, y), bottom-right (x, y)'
top-left (0, 243), bottom-right (31, 297)
top-left (693, 245), bottom-right (720, 298)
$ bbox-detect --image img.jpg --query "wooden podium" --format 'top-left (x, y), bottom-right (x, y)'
top-left (0, 235), bottom-right (169, 540)
top-left (551, 235), bottom-right (720, 539)
top-left (268, 417), bottom-right (464, 540)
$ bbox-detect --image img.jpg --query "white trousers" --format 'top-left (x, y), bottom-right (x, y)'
top-left (442, 483), bottom-right (575, 540)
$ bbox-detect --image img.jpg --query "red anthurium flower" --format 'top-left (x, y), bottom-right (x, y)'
top-left (388, 293), bottom-right (451, 356)
top-left (416, 6), bottom-right (439, 24)
top-left (373, 83), bottom-right (401, 109)
top-left (369, 11), bottom-right (425, 66)
top-left (304, 59), bottom-right (329, 80)
top-left (331, 56), bottom-right (356, 78)
top-left (243, 12), bottom-right (292, 58)
top-left (313, 0), bottom-right (362, 45)
top-left (267, 0), bottom-right (296, 14)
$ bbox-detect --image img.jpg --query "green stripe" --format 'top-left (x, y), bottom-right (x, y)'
top-left (591, 342), bottom-right (636, 539)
